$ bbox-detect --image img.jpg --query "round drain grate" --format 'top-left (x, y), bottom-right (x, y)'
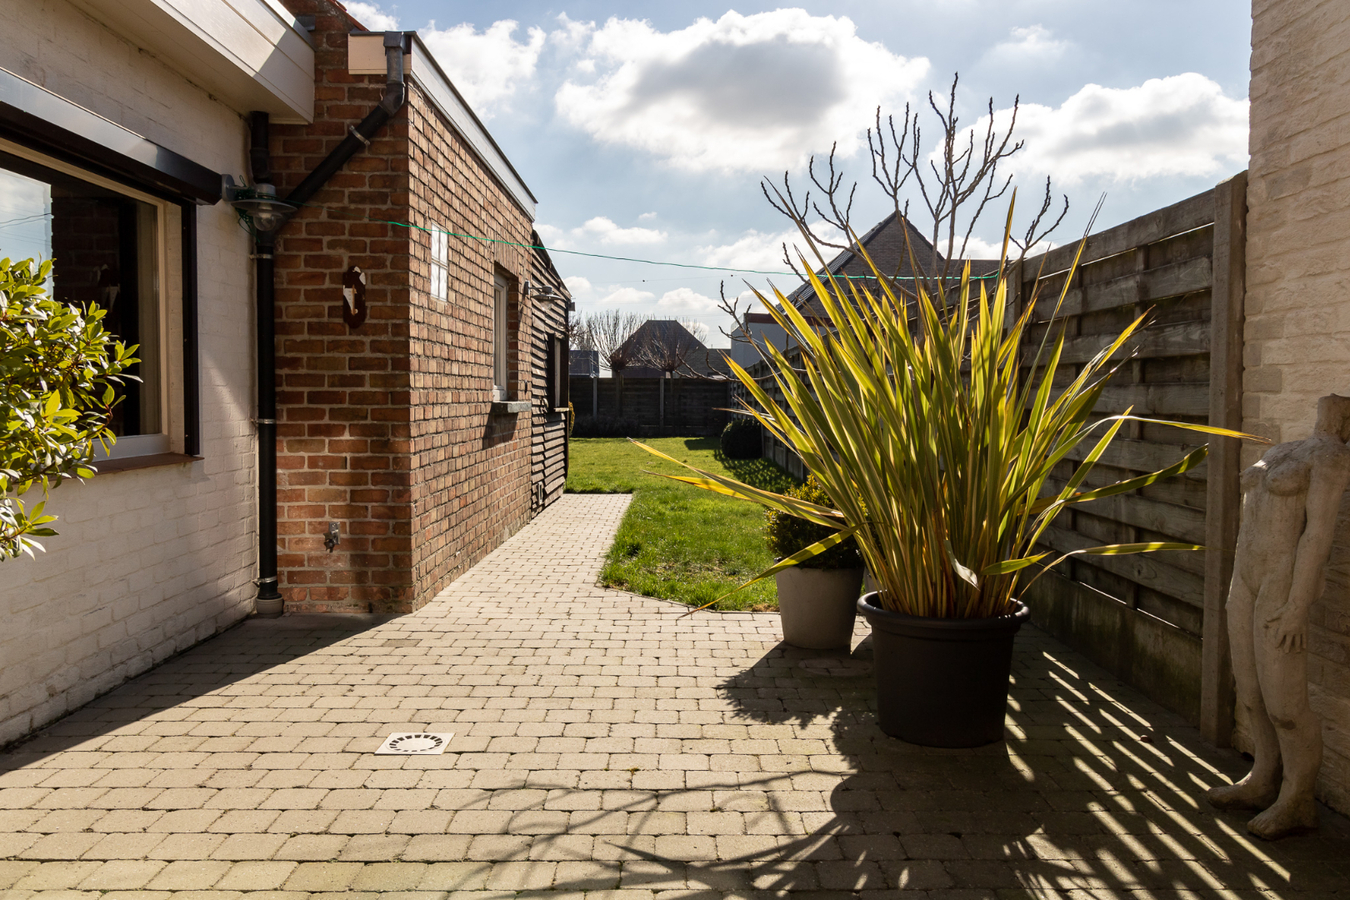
top-left (375, 732), bottom-right (454, 755)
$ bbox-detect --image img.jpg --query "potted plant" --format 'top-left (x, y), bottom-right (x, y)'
top-left (635, 220), bottom-right (1248, 748)
top-left (766, 476), bottom-right (864, 650)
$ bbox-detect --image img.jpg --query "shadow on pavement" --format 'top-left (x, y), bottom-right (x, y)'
top-left (552, 626), bottom-right (1350, 895)
top-left (0, 614), bottom-right (395, 772)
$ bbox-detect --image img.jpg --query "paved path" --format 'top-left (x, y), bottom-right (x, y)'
top-left (1, 494), bottom-right (1347, 898)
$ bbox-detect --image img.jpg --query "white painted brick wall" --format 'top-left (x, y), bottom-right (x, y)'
top-left (0, 0), bottom-right (259, 746)
top-left (1245, 0), bottom-right (1350, 815)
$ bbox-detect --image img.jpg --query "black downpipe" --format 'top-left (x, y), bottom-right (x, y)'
top-left (286, 33), bottom-right (408, 210)
top-left (251, 32), bottom-right (408, 611)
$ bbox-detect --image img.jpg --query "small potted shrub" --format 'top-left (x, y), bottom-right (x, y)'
top-left (766, 476), bottom-right (864, 650)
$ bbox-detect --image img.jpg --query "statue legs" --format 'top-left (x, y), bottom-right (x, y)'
top-left (1248, 603), bottom-right (1321, 839)
top-left (1207, 574), bottom-right (1282, 811)
top-left (1207, 571), bottom-right (1321, 838)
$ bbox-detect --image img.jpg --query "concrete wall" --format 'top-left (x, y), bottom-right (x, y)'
top-left (0, 0), bottom-right (257, 744)
top-left (1245, 0), bottom-right (1350, 813)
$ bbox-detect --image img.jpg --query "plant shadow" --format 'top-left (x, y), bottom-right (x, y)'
top-left (541, 626), bottom-right (1350, 895)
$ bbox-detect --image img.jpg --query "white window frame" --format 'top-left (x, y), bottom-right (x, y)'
top-left (492, 275), bottom-right (509, 402)
top-left (430, 225), bottom-right (448, 302)
top-left (0, 138), bottom-right (177, 461)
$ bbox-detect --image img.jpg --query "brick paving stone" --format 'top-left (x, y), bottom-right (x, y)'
top-left (142, 860), bottom-right (231, 890)
top-left (280, 861), bottom-right (364, 891)
top-left (211, 862), bottom-right (297, 891)
top-left (4, 495), bottom-right (1350, 898)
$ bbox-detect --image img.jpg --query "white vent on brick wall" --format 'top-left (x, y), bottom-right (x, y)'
top-left (375, 732), bottom-right (454, 755)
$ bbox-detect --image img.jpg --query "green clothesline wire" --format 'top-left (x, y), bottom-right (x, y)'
top-left (255, 198), bottom-right (1001, 282)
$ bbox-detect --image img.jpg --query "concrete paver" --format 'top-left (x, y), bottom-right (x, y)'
top-left (2, 493), bottom-right (1349, 897)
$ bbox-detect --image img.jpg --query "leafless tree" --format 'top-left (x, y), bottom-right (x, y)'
top-left (582, 310), bottom-right (648, 416)
top-left (566, 315), bottom-right (594, 353)
top-left (636, 319), bottom-right (707, 376)
top-left (718, 73), bottom-right (1070, 347)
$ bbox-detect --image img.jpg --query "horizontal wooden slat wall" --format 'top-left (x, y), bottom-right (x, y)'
top-left (529, 239), bottom-right (570, 516)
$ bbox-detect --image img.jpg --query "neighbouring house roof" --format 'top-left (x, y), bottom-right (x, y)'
top-left (618, 320), bottom-right (729, 379)
top-left (786, 212), bottom-right (1001, 315)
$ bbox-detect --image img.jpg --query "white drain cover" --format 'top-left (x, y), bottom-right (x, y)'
top-left (375, 732), bottom-right (454, 755)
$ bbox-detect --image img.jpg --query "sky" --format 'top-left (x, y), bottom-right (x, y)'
top-left (344, 0), bottom-right (1252, 347)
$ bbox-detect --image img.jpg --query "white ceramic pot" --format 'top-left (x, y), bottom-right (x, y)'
top-left (775, 566), bottom-right (865, 650)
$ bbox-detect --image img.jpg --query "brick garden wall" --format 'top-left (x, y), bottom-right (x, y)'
top-left (1245, 0), bottom-right (1350, 814)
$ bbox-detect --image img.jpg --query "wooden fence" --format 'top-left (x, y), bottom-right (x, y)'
top-left (569, 375), bottom-right (731, 436)
top-left (735, 174), bottom-right (1246, 737)
top-left (1011, 174), bottom-right (1245, 736)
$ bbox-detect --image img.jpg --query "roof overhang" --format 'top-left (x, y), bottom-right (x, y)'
top-left (66, 0), bottom-right (315, 123)
top-left (0, 66), bottom-right (222, 204)
top-left (349, 31), bottom-right (538, 220)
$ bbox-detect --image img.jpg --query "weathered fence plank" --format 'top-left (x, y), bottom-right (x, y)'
top-left (1201, 172), bottom-right (1247, 746)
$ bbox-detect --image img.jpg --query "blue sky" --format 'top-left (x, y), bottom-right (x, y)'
top-left (345, 0), bottom-right (1251, 345)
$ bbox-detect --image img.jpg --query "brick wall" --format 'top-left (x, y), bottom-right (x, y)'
top-left (0, 0), bottom-right (257, 745)
top-left (270, 0), bottom-right (547, 614)
top-left (270, 0), bottom-right (414, 614)
top-left (1245, 0), bottom-right (1350, 813)
top-left (405, 78), bottom-right (536, 606)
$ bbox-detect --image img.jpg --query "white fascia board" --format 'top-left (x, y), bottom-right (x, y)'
top-left (405, 34), bottom-right (537, 220)
top-left (69, 0), bottom-right (315, 123)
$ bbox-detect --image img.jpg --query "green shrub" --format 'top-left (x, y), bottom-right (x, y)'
top-left (765, 476), bottom-right (861, 570)
top-left (720, 416), bottom-right (760, 459)
top-left (2, 256), bottom-right (136, 559)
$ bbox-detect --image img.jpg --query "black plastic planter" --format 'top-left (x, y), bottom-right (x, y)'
top-left (857, 593), bottom-right (1030, 747)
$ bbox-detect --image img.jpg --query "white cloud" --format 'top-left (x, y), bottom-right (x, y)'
top-left (656, 288), bottom-right (720, 314)
top-left (598, 287), bottom-right (655, 305)
top-left (698, 224), bottom-right (844, 274)
top-left (561, 275), bottom-right (594, 299)
top-left (555, 10), bottom-right (928, 174)
top-left (977, 74), bottom-right (1249, 185)
top-left (421, 20), bottom-right (546, 115)
top-left (984, 25), bottom-right (1069, 66)
top-left (344, 1), bottom-right (399, 31)
top-left (539, 217), bottom-right (667, 250)
top-left (956, 235), bottom-right (1053, 261)
top-left (579, 217), bottom-right (667, 245)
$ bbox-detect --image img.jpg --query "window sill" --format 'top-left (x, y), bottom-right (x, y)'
top-left (93, 452), bottom-right (200, 474)
top-left (491, 400), bottom-right (531, 416)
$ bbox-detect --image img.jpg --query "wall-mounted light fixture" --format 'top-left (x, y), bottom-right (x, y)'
top-left (224, 177), bottom-right (295, 235)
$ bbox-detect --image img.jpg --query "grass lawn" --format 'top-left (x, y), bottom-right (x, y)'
top-left (567, 436), bottom-right (799, 610)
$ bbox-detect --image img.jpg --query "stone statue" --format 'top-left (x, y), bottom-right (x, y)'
top-left (1207, 394), bottom-right (1350, 839)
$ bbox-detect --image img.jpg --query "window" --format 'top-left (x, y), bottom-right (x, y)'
top-left (492, 275), bottom-right (509, 402)
top-left (429, 225), bottom-right (448, 302)
top-left (545, 333), bottom-right (569, 410)
top-left (0, 142), bottom-right (175, 459)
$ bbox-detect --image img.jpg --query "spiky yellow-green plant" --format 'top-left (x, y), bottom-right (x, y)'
top-left (636, 213), bottom-right (1250, 618)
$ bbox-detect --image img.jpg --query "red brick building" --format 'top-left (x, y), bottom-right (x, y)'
top-left (267, 1), bottom-right (569, 614)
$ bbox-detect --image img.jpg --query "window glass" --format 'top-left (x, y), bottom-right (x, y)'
top-left (493, 275), bottom-right (508, 401)
top-left (430, 226), bottom-right (448, 302)
top-left (0, 149), bottom-right (164, 451)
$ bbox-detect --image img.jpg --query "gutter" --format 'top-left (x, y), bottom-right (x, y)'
top-left (244, 31), bottom-right (410, 614)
